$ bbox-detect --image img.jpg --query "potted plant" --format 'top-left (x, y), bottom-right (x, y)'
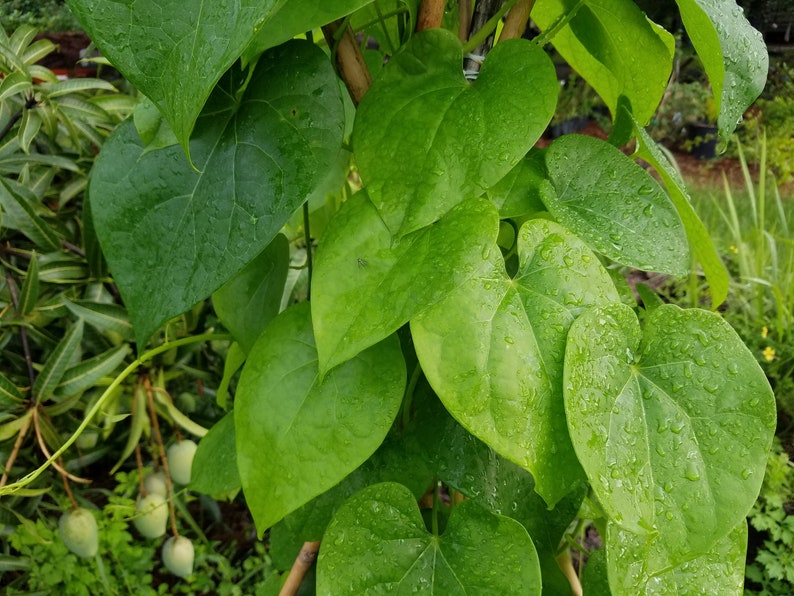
top-left (548, 73), bottom-right (597, 138)
top-left (651, 79), bottom-right (719, 157)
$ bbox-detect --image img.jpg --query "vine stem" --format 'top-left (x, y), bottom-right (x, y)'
top-left (144, 375), bottom-right (179, 537)
top-left (279, 541), bottom-right (321, 596)
top-left (322, 20), bottom-right (372, 106)
top-left (462, 0), bottom-right (518, 56)
top-left (499, 0), bottom-right (536, 41)
top-left (0, 332), bottom-right (231, 496)
top-left (416, 0), bottom-right (446, 31)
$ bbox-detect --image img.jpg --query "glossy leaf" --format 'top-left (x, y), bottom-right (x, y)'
top-left (532, 0), bottom-right (674, 127)
top-left (235, 303), bottom-right (405, 533)
top-left (312, 193), bottom-right (498, 373)
top-left (564, 303), bottom-right (775, 559)
top-left (190, 412), bottom-right (241, 498)
top-left (212, 233), bottom-right (289, 354)
top-left (317, 482), bottom-right (541, 594)
top-left (90, 41), bottom-right (344, 347)
top-left (413, 219), bottom-right (619, 506)
top-left (606, 520), bottom-right (747, 595)
top-left (674, 0), bottom-right (767, 142)
top-left (485, 150), bottom-right (546, 218)
top-left (354, 28), bottom-right (557, 236)
top-left (539, 134), bottom-right (690, 275)
top-left (66, 0), bottom-right (281, 155)
top-left (632, 117), bottom-right (728, 308)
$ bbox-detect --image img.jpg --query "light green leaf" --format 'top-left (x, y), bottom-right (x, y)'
top-left (606, 520), bottom-right (747, 595)
top-left (152, 390), bottom-right (207, 438)
top-left (632, 118), bottom-right (728, 308)
top-left (33, 319), bottom-right (84, 404)
top-left (413, 219), bottom-right (619, 506)
top-left (54, 345), bottom-right (130, 399)
top-left (485, 150), bottom-right (547, 218)
top-left (90, 41), bottom-right (344, 347)
top-left (674, 0), bottom-right (767, 142)
top-left (216, 342), bottom-right (246, 410)
top-left (0, 179), bottom-right (61, 252)
top-left (242, 0), bottom-right (377, 64)
top-left (63, 299), bottom-right (133, 340)
top-left (564, 303), bottom-right (775, 560)
top-left (45, 78), bottom-right (118, 98)
top-left (312, 193), bottom-right (498, 373)
top-left (354, 28), bottom-right (557, 236)
top-left (317, 482), bottom-right (542, 594)
top-left (66, 0), bottom-right (283, 156)
top-left (0, 373), bottom-right (25, 407)
top-left (212, 234), bottom-right (288, 354)
top-left (235, 303), bottom-right (405, 533)
top-left (190, 411), bottom-right (240, 498)
top-left (0, 72), bottom-right (31, 102)
top-left (532, 0), bottom-right (674, 127)
top-left (539, 134), bottom-right (690, 275)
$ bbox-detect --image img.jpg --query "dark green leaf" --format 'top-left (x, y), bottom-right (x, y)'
top-left (354, 28), bottom-right (557, 236)
top-left (90, 41), bottom-right (344, 347)
top-left (0, 373), bottom-right (25, 407)
top-left (66, 0), bottom-right (282, 156)
top-left (0, 179), bottom-right (61, 252)
top-left (413, 219), bottom-right (619, 506)
top-left (317, 482), bottom-right (542, 594)
top-left (18, 254), bottom-right (38, 316)
top-left (54, 345), bottom-right (130, 399)
top-left (564, 303), bottom-right (774, 561)
top-left (33, 319), bottom-right (84, 404)
top-left (674, 0), bottom-right (767, 142)
top-left (191, 411), bottom-right (240, 498)
top-left (539, 134), bottom-right (690, 275)
top-left (216, 342), bottom-right (246, 410)
top-left (235, 303), bottom-right (405, 533)
top-left (212, 234), bottom-right (289, 354)
top-left (312, 193), bottom-right (498, 373)
top-left (485, 150), bottom-right (547, 218)
top-left (581, 547), bottom-right (611, 595)
top-left (63, 299), bottom-right (133, 341)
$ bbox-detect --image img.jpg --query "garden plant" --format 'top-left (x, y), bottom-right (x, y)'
top-left (0, 0), bottom-right (781, 593)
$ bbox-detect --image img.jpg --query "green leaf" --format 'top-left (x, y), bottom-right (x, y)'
top-left (235, 303), bottom-right (405, 533)
top-left (632, 118), bottom-right (728, 308)
top-left (674, 0), bottom-right (767, 142)
top-left (564, 303), bottom-right (775, 560)
top-left (18, 254), bottom-right (39, 316)
top-left (581, 548), bottom-right (611, 595)
top-left (216, 342), bottom-right (246, 410)
top-left (0, 179), bottom-right (61, 252)
top-left (312, 193), bottom-right (498, 373)
top-left (485, 150), bottom-right (547, 218)
top-left (606, 520), bottom-right (747, 595)
top-left (66, 0), bottom-right (282, 156)
top-left (190, 411), bottom-right (241, 498)
top-left (44, 78), bottom-right (119, 98)
top-left (532, 0), bottom-right (674, 127)
top-left (242, 0), bottom-right (377, 64)
top-left (212, 234), bottom-right (289, 354)
top-left (62, 299), bottom-right (133, 341)
top-left (539, 134), bottom-right (690, 275)
top-left (54, 345), bottom-right (130, 400)
top-left (0, 373), bottom-right (25, 407)
top-left (317, 482), bottom-right (542, 594)
top-left (413, 219), bottom-right (619, 506)
top-left (354, 28), bottom-right (557, 236)
top-left (33, 319), bottom-right (84, 404)
top-left (90, 41), bottom-right (344, 347)
top-left (0, 72), bottom-right (31, 102)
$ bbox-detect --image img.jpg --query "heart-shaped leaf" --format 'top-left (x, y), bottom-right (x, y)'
top-left (312, 193), bottom-right (498, 373)
top-left (412, 219), bottom-right (620, 506)
top-left (353, 28), bottom-right (557, 237)
top-left (317, 482), bottom-right (541, 594)
top-left (90, 41), bottom-right (344, 347)
top-left (532, 0), bottom-right (674, 128)
top-left (66, 0), bottom-right (282, 155)
top-left (606, 520), bottom-right (747, 595)
top-left (674, 0), bottom-right (767, 142)
top-left (235, 303), bottom-right (405, 533)
top-left (564, 303), bottom-right (775, 559)
top-left (539, 134), bottom-right (690, 275)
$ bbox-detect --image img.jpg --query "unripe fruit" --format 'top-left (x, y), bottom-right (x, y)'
top-left (59, 507), bottom-right (99, 558)
top-left (162, 535), bottom-right (194, 577)
top-left (133, 493), bottom-right (168, 539)
top-left (167, 440), bottom-right (197, 485)
top-left (143, 470), bottom-right (167, 497)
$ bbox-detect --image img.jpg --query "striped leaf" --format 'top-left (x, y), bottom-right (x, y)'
top-left (55, 345), bottom-right (131, 399)
top-left (33, 319), bottom-right (84, 404)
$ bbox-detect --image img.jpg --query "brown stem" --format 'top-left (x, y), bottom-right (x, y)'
top-left (500, 0), bottom-right (535, 41)
top-left (458, 0), bottom-right (473, 41)
top-left (322, 20), bottom-right (372, 106)
top-left (32, 408), bottom-right (90, 484)
top-left (144, 375), bottom-right (179, 537)
top-left (279, 541), bottom-right (321, 596)
top-left (557, 549), bottom-right (583, 596)
top-left (2, 265), bottom-right (36, 393)
top-left (463, 0), bottom-right (505, 75)
top-left (416, 0), bottom-right (446, 31)
top-left (0, 412), bottom-right (32, 488)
